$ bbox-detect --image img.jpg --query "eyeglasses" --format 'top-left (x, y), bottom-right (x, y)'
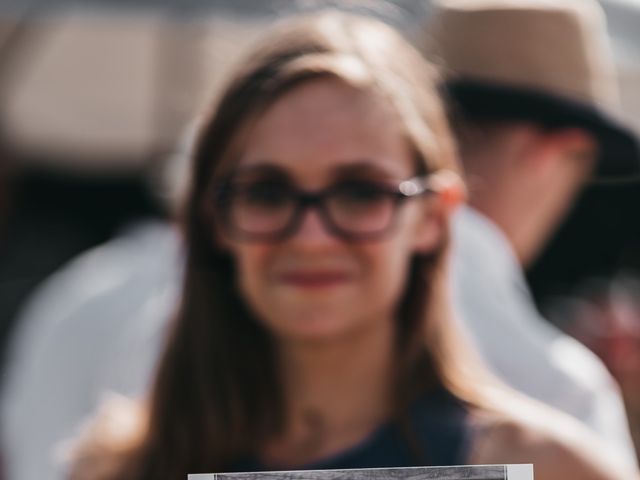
top-left (211, 174), bottom-right (439, 242)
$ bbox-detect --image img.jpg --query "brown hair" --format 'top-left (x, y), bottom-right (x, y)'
top-left (70, 10), bottom-right (489, 479)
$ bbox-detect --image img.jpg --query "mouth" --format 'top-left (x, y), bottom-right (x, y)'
top-left (278, 271), bottom-right (352, 288)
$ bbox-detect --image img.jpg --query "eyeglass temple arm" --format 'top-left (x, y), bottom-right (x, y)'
top-left (400, 170), bottom-right (462, 197)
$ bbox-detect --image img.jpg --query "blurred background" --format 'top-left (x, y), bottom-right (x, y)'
top-left (0, 0), bottom-right (639, 472)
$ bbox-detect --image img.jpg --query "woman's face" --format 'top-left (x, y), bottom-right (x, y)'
top-left (222, 78), bottom-right (443, 343)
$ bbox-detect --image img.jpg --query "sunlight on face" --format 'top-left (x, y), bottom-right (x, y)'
top-left (225, 78), bottom-right (439, 344)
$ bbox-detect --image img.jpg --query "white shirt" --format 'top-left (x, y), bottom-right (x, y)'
top-left (451, 205), bottom-right (637, 469)
top-left (0, 221), bottom-right (183, 480)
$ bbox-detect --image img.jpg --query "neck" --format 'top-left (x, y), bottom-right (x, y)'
top-left (469, 192), bottom-right (552, 267)
top-left (468, 166), bottom-right (585, 268)
top-left (463, 125), bottom-right (594, 267)
top-left (264, 319), bottom-right (395, 466)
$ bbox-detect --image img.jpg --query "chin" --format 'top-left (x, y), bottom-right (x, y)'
top-left (269, 309), bottom-right (360, 344)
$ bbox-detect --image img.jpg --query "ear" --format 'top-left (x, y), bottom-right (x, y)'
top-left (431, 170), bottom-right (467, 210)
top-left (529, 127), bottom-right (596, 173)
top-left (412, 171), bottom-right (466, 254)
top-left (547, 128), bottom-right (596, 156)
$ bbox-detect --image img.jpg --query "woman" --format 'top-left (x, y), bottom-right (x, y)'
top-left (69, 11), bottom-right (632, 480)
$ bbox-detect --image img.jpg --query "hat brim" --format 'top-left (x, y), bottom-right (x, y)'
top-left (443, 79), bottom-right (640, 181)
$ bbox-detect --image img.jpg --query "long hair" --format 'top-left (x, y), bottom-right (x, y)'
top-left (70, 11), bottom-right (490, 480)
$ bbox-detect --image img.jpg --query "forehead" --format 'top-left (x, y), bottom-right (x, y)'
top-left (236, 78), bottom-right (414, 182)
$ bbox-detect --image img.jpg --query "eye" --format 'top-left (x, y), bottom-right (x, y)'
top-left (236, 180), bottom-right (294, 208)
top-left (331, 181), bottom-right (390, 205)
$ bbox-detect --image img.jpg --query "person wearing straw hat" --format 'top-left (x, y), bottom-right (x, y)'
top-left (426, 0), bottom-right (640, 469)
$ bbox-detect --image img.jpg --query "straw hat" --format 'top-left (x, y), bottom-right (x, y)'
top-left (426, 0), bottom-right (640, 179)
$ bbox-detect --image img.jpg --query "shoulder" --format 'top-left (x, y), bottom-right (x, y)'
top-left (67, 394), bottom-right (147, 480)
top-left (548, 332), bottom-right (617, 391)
top-left (451, 207), bottom-right (515, 270)
top-left (408, 390), bottom-right (472, 464)
top-left (468, 394), bottom-right (636, 480)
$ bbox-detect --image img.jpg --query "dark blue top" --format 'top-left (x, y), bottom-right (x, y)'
top-left (232, 389), bottom-right (473, 471)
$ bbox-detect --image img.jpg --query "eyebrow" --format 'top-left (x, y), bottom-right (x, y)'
top-left (232, 160), bottom-right (402, 182)
top-left (233, 164), bottom-right (289, 179)
top-left (329, 161), bottom-right (401, 181)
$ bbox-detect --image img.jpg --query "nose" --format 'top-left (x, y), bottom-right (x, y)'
top-left (289, 207), bottom-right (337, 246)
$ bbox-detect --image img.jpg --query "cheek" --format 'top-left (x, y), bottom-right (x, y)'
top-left (231, 244), bottom-right (273, 304)
top-left (365, 207), bottom-right (432, 301)
top-left (360, 230), bottom-right (417, 309)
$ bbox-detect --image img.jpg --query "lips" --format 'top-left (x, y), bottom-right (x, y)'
top-left (278, 270), bottom-right (352, 288)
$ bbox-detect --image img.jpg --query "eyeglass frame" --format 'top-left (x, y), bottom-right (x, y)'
top-left (208, 173), bottom-right (445, 243)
